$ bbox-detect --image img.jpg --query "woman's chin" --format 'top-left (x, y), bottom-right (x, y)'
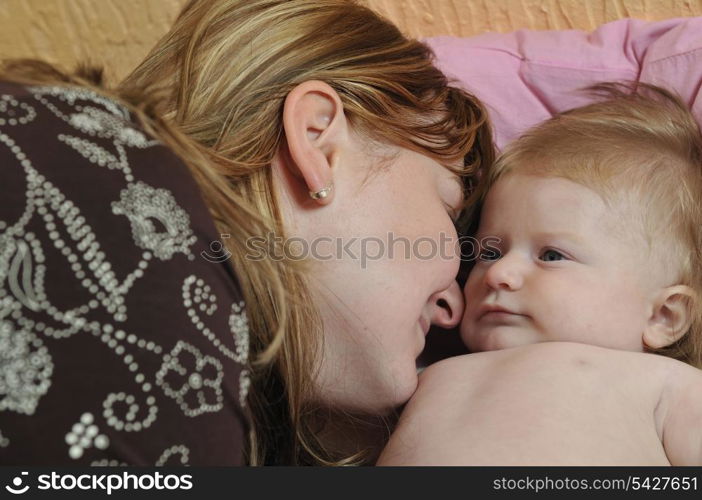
top-left (392, 366), bottom-right (421, 405)
top-left (375, 361), bottom-right (421, 412)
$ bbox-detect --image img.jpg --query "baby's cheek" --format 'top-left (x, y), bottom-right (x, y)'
top-left (458, 314), bottom-right (472, 348)
top-left (460, 284), bottom-right (481, 334)
top-left (531, 307), bottom-right (578, 343)
top-left (463, 267), bottom-right (483, 300)
top-left (541, 309), bottom-right (608, 346)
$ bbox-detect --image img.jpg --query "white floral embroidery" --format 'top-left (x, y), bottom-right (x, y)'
top-left (102, 392), bottom-right (158, 433)
top-left (156, 445), bottom-right (190, 466)
top-left (0, 93), bottom-right (164, 451)
top-left (230, 301), bottom-right (249, 365)
top-left (0, 320), bottom-right (53, 415)
top-left (0, 117), bottom-right (168, 434)
top-left (156, 341), bottom-right (224, 417)
top-left (29, 86), bottom-right (130, 121)
top-left (91, 459), bottom-right (127, 466)
top-left (182, 276), bottom-right (250, 365)
top-left (0, 131), bottom-right (150, 325)
top-left (65, 412), bottom-right (110, 460)
top-left (0, 85), bottom-right (250, 462)
top-left (0, 95), bottom-right (36, 127)
top-left (0, 429), bottom-right (9, 448)
top-left (181, 277), bottom-right (250, 407)
top-left (29, 87), bottom-right (159, 150)
top-left (68, 106), bottom-right (149, 148)
top-left (58, 134), bottom-right (125, 173)
top-left (239, 369), bottom-right (250, 408)
top-left (112, 182), bottom-right (196, 261)
top-left (2, 233), bottom-right (44, 312)
top-left (29, 86), bottom-right (158, 185)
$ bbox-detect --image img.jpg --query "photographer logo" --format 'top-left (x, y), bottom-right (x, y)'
top-left (5, 472), bottom-right (29, 495)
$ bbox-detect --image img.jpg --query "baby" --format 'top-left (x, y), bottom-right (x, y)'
top-left (378, 83), bottom-right (702, 465)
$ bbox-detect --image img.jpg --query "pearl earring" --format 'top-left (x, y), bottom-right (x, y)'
top-left (309, 184), bottom-right (333, 200)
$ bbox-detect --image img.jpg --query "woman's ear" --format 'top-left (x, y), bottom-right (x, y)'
top-left (278, 80), bottom-right (347, 206)
top-left (643, 285), bottom-right (696, 349)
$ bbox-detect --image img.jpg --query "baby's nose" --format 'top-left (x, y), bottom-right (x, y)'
top-left (484, 254), bottom-right (524, 291)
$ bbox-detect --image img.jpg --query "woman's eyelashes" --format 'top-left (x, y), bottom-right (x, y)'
top-left (473, 236), bottom-right (500, 261)
top-left (441, 175), bottom-right (465, 223)
top-left (444, 202), bottom-right (460, 223)
top-left (478, 246), bottom-right (501, 261)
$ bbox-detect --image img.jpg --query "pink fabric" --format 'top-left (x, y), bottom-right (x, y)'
top-left (426, 18), bottom-right (702, 150)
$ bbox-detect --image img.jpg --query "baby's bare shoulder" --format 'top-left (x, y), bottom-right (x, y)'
top-left (406, 343), bottom-right (674, 442)
top-left (422, 341), bottom-right (675, 379)
top-left (419, 342), bottom-right (671, 398)
top-left (379, 344), bottom-right (677, 465)
top-left (659, 359), bottom-right (702, 465)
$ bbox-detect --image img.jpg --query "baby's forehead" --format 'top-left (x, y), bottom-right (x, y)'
top-left (481, 173), bottom-right (646, 238)
top-left (484, 174), bottom-right (610, 217)
top-left (483, 172), bottom-right (679, 269)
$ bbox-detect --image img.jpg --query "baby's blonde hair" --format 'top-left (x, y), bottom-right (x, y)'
top-left (469, 82), bottom-right (702, 367)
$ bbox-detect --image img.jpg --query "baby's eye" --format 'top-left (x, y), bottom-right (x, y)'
top-left (539, 249), bottom-right (566, 262)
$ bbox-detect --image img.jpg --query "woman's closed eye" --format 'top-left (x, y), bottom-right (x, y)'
top-left (478, 247), bottom-right (501, 261)
top-left (444, 202), bottom-right (461, 224)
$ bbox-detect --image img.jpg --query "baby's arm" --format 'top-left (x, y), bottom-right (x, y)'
top-left (658, 361), bottom-right (702, 465)
top-left (378, 343), bottom-right (674, 465)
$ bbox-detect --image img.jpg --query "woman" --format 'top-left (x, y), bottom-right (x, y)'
top-left (121, 0), bottom-right (702, 465)
top-left (120, 0), bottom-right (491, 465)
top-left (0, 0), bottom-right (487, 465)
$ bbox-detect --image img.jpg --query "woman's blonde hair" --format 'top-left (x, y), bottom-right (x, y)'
top-left (469, 82), bottom-right (702, 368)
top-left (4, 0), bottom-right (492, 465)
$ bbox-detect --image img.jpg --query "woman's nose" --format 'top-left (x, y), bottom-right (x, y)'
top-left (428, 280), bottom-right (464, 328)
top-left (484, 253), bottom-right (524, 291)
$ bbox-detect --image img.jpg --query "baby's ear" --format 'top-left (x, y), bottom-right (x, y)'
top-left (643, 285), bottom-right (696, 349)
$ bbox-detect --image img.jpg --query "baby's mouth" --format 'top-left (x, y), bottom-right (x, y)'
top-left (480, 310), bottom-right (525, 323)
top-left (476, 304), bottom-right (523, 320)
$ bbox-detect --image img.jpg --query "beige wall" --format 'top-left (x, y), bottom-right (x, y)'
top-left (371, 0), bottom-right (702, 37)
top-left (1, 0), bottom-right (701, 82)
